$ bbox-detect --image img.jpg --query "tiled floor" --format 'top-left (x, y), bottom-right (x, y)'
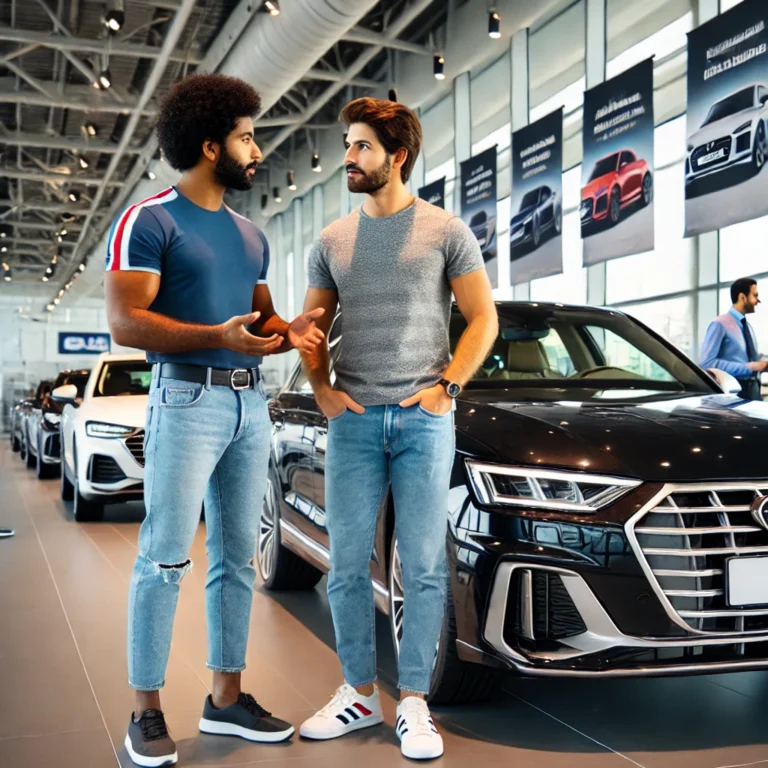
top-left (1, 441), bottom-right (768, 768)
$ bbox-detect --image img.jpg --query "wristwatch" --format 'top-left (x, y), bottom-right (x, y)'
top-left (440, 378), bottom-right (462, 398)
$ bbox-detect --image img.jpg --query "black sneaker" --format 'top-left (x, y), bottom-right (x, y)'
top-left (199, 693), bottom-right (295, 743)
top-left (124, 709), bottom-right (178, 767)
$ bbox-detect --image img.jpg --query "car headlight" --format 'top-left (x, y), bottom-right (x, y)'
top-left (734, 120), bottom-right (752, 134)
top-left (465, 461), bottom-right (641, 513)
top-left (522, 214), bottom-right (533, 225)
top-left (86, 421), bottom-right (135, 438)
top-left (43, 413), bottom-right (61, 427)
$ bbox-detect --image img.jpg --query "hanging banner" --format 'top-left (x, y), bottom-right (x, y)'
top-left (460, 147), bottom-right (498, 288)
top-left (685, 0), bottom-right (768, 235)
top-left (418, 178), bottom-right (445, 209)
top-left (581, 58), bottom-right (655, 264)
top-left (510, 108), bottom-right (563, 284)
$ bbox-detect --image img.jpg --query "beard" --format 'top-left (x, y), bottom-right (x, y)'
top-left (347, 155), bottom-right (392, 194)
top-left (215, 146), bottom-right (257, 191)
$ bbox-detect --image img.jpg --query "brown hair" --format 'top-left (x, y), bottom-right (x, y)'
top-left (339, 97), bottom-right (422, 183)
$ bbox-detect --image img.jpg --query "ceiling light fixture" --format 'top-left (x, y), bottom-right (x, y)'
top-left (0, 247), bottom-right (6, 253)
top-left (84, 123), bottom-right (97, 137)
top-left (272, 186), bottom-right (282, 203)
top-left (46, 303), bottom-right (54, 311)
top-left (79, 157), bottom-right (89, 169)
top-left (287, 170), bottom-right (297, 191)
top-left (42, 276), bottom-right (49, 282)
top-left (78, 263), bottom-right (86, 273)
top-left (265, 0), bottom-right (280, 16)
top-left (105, 0), bottom-right (125, 33)
top-left (311, 152), bottom-right (322, 173)
top-left (98, 69), bottom-right (112, 90)
top-left (488, 10), bottom-right (501, 38)
top-left (147, 170), bottom-right (157, 181)
top-left (261, 193), bottom-right (268, 210)
top-left (53, 297), bottom-right (60, 305)
top-left (69, 190), bottom-right (81, 203)
top-left (433, 54), bottom-right (445, 80)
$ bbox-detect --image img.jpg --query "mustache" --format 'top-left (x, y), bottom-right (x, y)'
top-left (346, 164), bottom-right (364, 174)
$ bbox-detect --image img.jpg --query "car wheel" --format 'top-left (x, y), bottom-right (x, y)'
top-left (36, 433), bottom-right (56, 480)
top-left (641, 172), bottom-right (653, 207)
top-left (532, 214), bottom-right (541, 248)
top-left (72, 442), bottom-right (103, 522)
top-left (388, 539), bottom-right (500, 705)
top-left (60, 435), bottom-right (74, 502)
top-left (257, 465), bottom-right (323, 590)
top-left (25, 426), bottom-right (36, 469)
top-left (554, 205), bottom-right (562, 235)
top-left (19, 428), bottom-right (27, 462)
top-left (11, 429), bottom-right (20, 453)
top-left (609, 186), bottom-right (621, 225)
top-left (753, 122), bottom-right (766, 173)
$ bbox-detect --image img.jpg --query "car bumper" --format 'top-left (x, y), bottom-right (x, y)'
top-left (686, 134), bottom-right (753, 183)
top-left (510, 223), bottom-right (533, 246)
top-left (39, 428), bottom-right (61, 464)
top-left (78, 429), bottom-right (145, 500)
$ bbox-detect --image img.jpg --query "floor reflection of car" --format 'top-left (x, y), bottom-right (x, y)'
top-left (686, 84), bottom-right (768, 189)
top-left (581, 150), bottom-right (652, 229)
top-left (26, 370), bottom-right (89, 480)
top-left (12, 380), bottom-right (51, 455)
top-left (468, 210), bottom-right (497, 260)
top-left (57, 353), bottom-right (151, 522)
top-left (259, 302), bottom-right (768, 704)
top-left (510, 185), bottom-right (562, 252)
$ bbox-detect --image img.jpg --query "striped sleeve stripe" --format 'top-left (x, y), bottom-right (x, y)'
top-left (107, 187), bottom-right (177, 271)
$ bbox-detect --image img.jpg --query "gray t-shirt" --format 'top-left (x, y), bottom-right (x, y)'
top-left (307, 198), bottom-right (485, 406)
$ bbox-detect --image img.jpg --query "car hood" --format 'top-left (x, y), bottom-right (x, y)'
top-left (582, 174), bottom-right (615, 199)
top-left (455, 392), bottom-right (768, 482)
top-left (79, 395), bottom-right (149, 429)
top-left (510, 203), bottom-right (537, 226)
top-left (689, 110), bottom-right (758, 144)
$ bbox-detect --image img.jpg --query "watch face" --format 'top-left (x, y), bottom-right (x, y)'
top-left (447, 382), bottom-right (461, 398)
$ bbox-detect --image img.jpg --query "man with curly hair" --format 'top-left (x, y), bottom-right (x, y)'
top-left (105, 74), bottom-right (323, 767)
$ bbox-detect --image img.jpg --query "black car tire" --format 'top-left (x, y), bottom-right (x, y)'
top-left (60, 436), bottom-right (74, 502)
top-left (641, 172), bottom-right (653, 207)
top-left (257, 465), bottom-right (323, 590)
top-left (25, 426), bottom-right (36, 469)
top-left (554, 205), bottom-right (562, 235)
top-left (19, 427), bottom-right (27, 462)
top-left (532, 214), bottom-right (541, 248)
top-left (11, 429), bottom-right (20, 453)
top-left (753, 122), bottom-right (766, 174)
top-left (609, 186), bottom-right (621, 225)
top-left (72, 442), bottom-right (104, 522)
top-left (36, 436), bottom-right (56, 480)
top-left (388, 539), bottom-right (499, 705)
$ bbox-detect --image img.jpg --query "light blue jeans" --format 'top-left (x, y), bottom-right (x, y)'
top-left (325, 404), bottom-right (455, 695)
top-left (127, 368), bottom-right (271, 691)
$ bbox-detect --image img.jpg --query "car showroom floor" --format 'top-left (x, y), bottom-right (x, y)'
top-left (1, 442), bottom-right (768, 768)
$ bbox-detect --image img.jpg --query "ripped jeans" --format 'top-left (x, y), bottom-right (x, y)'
top-left (127, 369), bottom-right (271, 691)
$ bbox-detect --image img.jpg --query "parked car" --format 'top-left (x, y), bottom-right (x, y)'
top-left (11, 380), bottom-right (51, 454)
top-left (686, 83), bottom-right (768, 189)
top-left (259, 302), bottom-right (768, 704)
top-left (467, 210), bottom-right (497, 261)
top-left (510, 184), bottom-right (562, 251)
top-left (56, 353), bottom-right (151, 522)
top-left (581, 150), bottom-right (652, 229)
top-left (25, 369), bottom-right (89, 479)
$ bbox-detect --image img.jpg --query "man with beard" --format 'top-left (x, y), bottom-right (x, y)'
top-left (298, 98), bottom-right (498, 760)
top-left (105, 74), bottom-right (325, 767)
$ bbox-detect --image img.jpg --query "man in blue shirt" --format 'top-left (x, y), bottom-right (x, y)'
top-left (701, 277), bottom-right (767, 401)
top-left (105, 74), bottom-right (324, 767)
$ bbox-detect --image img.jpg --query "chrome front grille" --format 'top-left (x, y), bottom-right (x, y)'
top-left (124, 430), bottom-right (145, 467)
top-left (628, 484), bottom-right (768, 635)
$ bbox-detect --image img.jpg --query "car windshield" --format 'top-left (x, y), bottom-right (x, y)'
top-left (449, 306), bottom-right (716, 403)
top-left (94, 361), bottom-right (152, 397)
top-left (519, 189), bottom-right (540, 209)
top-left (702, 87), bottom-right (754, 126)
top-left (589, 155), bottom-right (619, 181)
top-left (53, 371), bottom-right (90, 398)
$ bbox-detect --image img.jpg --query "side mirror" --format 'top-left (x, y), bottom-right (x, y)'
top-left (51, 384), bottom-right (79, 406)
top-left (706, 368), bottom-right (742, 395)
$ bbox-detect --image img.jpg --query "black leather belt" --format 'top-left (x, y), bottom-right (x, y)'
top-left (157, 363), bottom-right (260, 390)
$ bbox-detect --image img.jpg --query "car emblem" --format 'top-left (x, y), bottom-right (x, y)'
top-left (751, 496), bottom-right (768, 530)
top-left (707, 142), bottom-right (714, 151)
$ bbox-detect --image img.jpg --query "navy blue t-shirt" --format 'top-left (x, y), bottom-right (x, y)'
top-left (106, 186), bottom-right (269, 369)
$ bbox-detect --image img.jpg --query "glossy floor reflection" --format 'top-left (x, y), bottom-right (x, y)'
top-left (1, 442), bottom-right (767, 767)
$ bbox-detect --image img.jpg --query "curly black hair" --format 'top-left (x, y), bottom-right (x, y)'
top-left (155, 74), bottom-right (262, 171)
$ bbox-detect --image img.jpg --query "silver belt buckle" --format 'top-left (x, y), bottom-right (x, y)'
top-left (230, 369), bottom-right (250, 390)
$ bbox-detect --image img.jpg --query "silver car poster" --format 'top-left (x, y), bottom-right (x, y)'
top-left (685, 0), bottom-right (768, 235)
top-left (510, 108), bottom-right (563, 285)
top-left (418, 177), bottom-right (445, 209)
top-left (460, 147), bottom-right (498, 288)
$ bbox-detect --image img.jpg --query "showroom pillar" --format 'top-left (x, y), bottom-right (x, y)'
top-left (510, 28), bottom-right (530, 302)
top-left (453, 71), bottom-right (471, 217)
top-left (312, 184), bottom-right (324, 238)
top-left (292, 198), bottom-right (303, 320)
top-left (585, 0), bottom-right (607, 307)
top-left (694, 0), bottom-right (721, 353)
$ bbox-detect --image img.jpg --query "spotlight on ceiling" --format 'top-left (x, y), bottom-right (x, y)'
top-left (46, 303), bottom-right (54, 311)
top-left (147, 170), bottom-right (157, 181)
top-left (311, 153), bottom-right (322, 173)
top-left (105, 0), bottom-right (125, 33)
top-left (272, 187), bottom-right (282, 203)
top-left (488, 10), bottom-right (501, 39)
top-left (3, 266), bottom-right (11, 282)
top-left (69, 190), bottom-right (81, 203)
top-left (388, 88), bottom-right (398, 102)
top-left (53, 297), bottom-right (60, 305)
top-left (60, 228), bottom-right (67, 236)
top-left (97, 69), bottom-right (112, 90)
top-left (42, 276), bottom-right (49, 282)
top-left (78, 263), bottom-right (86, 273)
top-left (287, 170), bottom-right (297, 191)
top-left (0, 247), bottom-right (6, 253)
top-left (433, 54), bottom-right (445, 80)
top-left (84, 123), bottom-right (97, 137)
top-left (261, 193), bottom-right (268, 210)
top-left (79, 157), bottom-right (89, 169)
top-left (265, 0), bottom-right (280, 16)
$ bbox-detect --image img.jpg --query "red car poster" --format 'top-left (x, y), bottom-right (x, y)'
top-left (581, 58), bottom-right (655, 264)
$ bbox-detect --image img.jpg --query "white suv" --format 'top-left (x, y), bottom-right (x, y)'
top-left (54, 352), bottom-right (152, 521)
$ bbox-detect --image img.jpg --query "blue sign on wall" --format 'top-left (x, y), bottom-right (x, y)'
top-left (58, 332), bottom-right (111, 355)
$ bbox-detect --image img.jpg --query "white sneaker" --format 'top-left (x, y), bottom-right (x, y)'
top-left (396, 698), bottom-right (444, 760)
top-left (300, 684), bottom-right (383, 740)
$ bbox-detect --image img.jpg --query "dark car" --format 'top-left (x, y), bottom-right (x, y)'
top-left (25, 369), bottom-right (89, 479)
top-left (259, 302), bottom-right (768, 704)
top-left (510, 185), bottom-right (562, 252)
top-left (467, 210), bottom-right (497, 261)
top-left (11, 380), bottom-right (51, 455)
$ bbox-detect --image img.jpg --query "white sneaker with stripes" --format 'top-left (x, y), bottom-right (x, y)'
top-left (396, 697), bottom-right (444, 760)
top-left (299, 684), bottom-right (383, 740)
